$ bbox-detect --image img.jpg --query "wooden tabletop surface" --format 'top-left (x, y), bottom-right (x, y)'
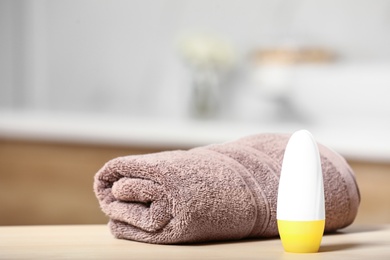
top-left (0, 224), bottom-right (389, 259)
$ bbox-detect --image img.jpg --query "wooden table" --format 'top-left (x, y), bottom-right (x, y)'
top-left (1, 224), bottom-right (389, 259)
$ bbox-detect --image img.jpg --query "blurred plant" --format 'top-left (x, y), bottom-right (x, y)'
top-left (177, 33), bottom-right (235, 118)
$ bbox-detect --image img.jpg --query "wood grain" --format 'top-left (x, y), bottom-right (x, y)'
top-left (0, 138), bottom-right (389, 225)
top-left (0, 224), bottom-right (389, 259)
top-left (0, 138), bottom-right (166, 225)
top-left (350, 161), bottom-right (390, 224)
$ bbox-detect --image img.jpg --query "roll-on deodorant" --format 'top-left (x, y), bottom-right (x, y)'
top-left (277, 129), bottom-right (325, 253)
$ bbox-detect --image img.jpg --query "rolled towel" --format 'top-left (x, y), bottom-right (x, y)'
top-left (94, 133), bottom-right (360, 244)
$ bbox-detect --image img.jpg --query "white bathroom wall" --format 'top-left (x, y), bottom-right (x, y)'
top-left (0, 0), bottom-right (19, 107)
top-left (1, 0), bottom-right (390, 120)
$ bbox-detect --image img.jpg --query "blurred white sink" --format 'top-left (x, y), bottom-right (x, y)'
top-left (0, 109), bottom-right (389, 163)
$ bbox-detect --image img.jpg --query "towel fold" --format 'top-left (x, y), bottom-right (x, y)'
top-left (94, 133), bottom-right (360, 244)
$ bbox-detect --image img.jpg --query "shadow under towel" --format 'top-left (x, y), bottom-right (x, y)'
top-left (93, 133), bottom-right (360, 244)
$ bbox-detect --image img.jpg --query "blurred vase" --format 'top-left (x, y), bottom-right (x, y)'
top-left (189, 67), bottom-right (220, 119)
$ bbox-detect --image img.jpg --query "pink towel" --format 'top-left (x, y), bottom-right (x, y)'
top-left (94, 133), bottom-right (360, 244)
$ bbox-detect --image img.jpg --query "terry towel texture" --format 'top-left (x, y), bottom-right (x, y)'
top-left (94, 133), bottom-right (360, 244)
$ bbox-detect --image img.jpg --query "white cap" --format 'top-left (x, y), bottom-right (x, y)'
top-left (277, 129), bottom-right (325, 221)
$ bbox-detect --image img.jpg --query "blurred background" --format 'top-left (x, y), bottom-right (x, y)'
top-left (0, 0), bottom-right (389, 226)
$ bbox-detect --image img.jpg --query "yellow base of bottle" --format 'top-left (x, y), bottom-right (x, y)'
top-left (277, 219), bottom-right (325, 253)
